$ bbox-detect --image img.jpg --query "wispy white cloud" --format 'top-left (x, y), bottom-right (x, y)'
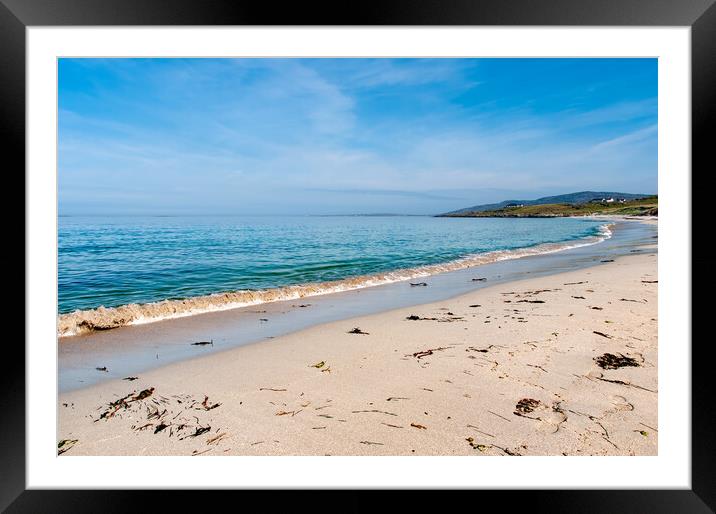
top-left (591, 124), bottom-right (658, 151)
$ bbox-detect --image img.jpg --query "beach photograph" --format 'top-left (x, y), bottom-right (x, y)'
top-left (57, 57), bottom-right (658, 457)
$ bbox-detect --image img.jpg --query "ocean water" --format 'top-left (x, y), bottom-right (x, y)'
top-left (58, 215), bottom-right (610, 335)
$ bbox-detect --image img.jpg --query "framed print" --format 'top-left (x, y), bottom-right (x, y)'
top-left (4, 0), bottom-right (713, 511)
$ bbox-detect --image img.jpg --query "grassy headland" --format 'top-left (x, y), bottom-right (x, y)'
top-left (439, 196), bottom-right (657, 218)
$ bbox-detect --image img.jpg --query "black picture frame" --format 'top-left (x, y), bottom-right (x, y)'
top-left (4, 0), bottom-right (712, 511)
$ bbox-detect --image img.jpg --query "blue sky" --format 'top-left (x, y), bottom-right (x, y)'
top-left (58, 58), bottom-right (657, 215)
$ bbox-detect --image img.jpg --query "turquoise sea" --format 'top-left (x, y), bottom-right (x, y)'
top-left (59, 216), bottom-right (609, 318)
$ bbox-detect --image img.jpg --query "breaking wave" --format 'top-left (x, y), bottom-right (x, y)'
top-left (58, 223), bottom-right (613, 338)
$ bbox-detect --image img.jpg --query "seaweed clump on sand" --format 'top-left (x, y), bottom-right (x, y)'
top-left (594, 353), bottom-right (641, 370)
top-left (406, 315), bottom-right (438, 321)
top-left (57, 439), bottom-right (78, 455)
top-left (95, 387), bottom-right (156, 422)
top-left (514, 398), bottom-right (540, 417)
top-left (410, 347), bottom-right (449, 359)
top-left (348, 327), bottom-right (369, 335)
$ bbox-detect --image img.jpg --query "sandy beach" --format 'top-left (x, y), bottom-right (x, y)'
top-left (58, 246), bottom-right (657, 457)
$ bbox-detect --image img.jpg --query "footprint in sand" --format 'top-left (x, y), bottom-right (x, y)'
top-left (537, 409), bottom-right (568, 434)
top-left (514, 398), bottom-right (567, 433)
top-left (609, 395), bottom-right (634, 412)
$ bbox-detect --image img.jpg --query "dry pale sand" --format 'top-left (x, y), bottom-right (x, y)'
top-left (58, 251), bottom-right (657, 457)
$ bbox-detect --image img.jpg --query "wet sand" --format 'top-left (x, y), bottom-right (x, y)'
top-left (58, 250), bottom-right (657, 456)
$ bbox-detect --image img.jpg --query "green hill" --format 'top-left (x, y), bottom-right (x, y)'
top-left (439, 191), bottom-right (654, 217)
top-left (440, 195), bottom-right (657, 218)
